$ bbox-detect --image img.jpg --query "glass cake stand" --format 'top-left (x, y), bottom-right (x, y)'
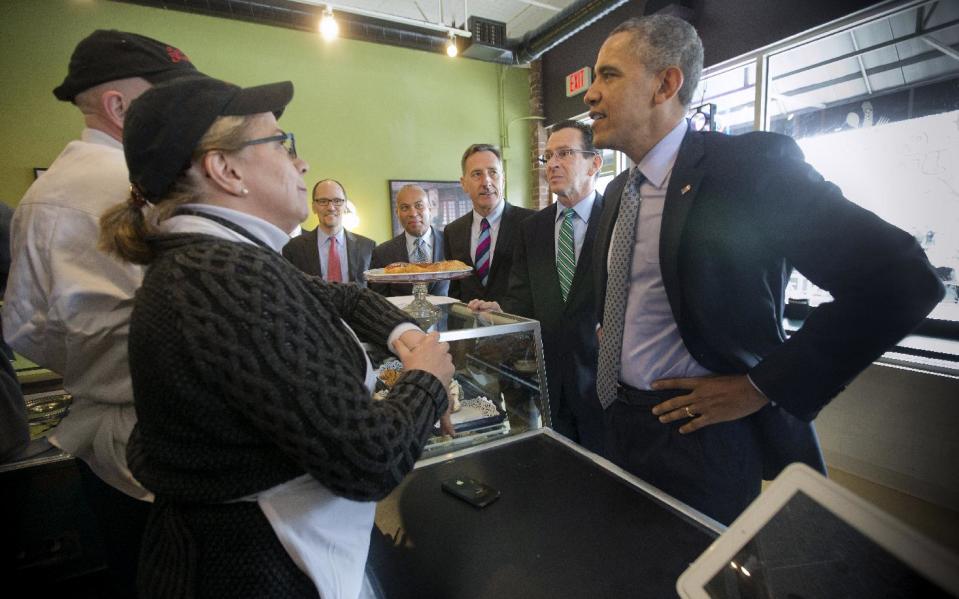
top-left (364, 267), bottom-right (472, 325)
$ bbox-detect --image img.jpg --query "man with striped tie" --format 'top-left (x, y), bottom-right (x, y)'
top-left (444, 144), bottom-right (534, 303)
top-left (468, 121), bottom-right (606, 453)
top-left (369, 184), bottom-right (449, 297)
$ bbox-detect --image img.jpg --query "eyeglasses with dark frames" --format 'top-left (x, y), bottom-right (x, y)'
top-left (537, 148), bottom-right (599, 165)
top-left (314, 197), bottom-right (345, 207)
top-left (239, 131), bottom-right (297, 159)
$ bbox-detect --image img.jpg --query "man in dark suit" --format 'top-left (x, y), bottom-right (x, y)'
top-left (469, 121), bottom-right (606, 454)
top-left (370, 184), bottom-right (449, 297)
top-left (586, 16), bottom-right (943, 525)
top-left (283, 179), bottom-right (374, 286)
top-left (444, 144), bottom-right (534, 303)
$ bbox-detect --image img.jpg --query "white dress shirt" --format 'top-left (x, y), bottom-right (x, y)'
top-left (2, 128), bottom-right (150, 500)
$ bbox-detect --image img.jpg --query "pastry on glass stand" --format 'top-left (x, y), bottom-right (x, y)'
top-left (364, 260), bottom-right (472, 324)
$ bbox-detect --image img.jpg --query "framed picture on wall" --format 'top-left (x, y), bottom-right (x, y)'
top-left (387, 180), bottom-right (472, 237)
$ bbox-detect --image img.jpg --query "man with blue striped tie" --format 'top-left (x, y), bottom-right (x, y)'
top-left (370, 184), bottom-right (450, 297)
top-left (444, 144), bottom-right (534, 304)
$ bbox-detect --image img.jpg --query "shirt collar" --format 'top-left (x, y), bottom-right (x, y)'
top-left (316, 228), bottom-right (345, 246)
top-left (405, 227), bottom-right (433, 248)
top-left (81, 127), bottom-right (123, 150)
top-left (637, 118), bottom-right (689, 189)
top-left (555, 190), bottom-right (597, 224)
top-left (164, 204), bottom-right (293, 252)
top-left (473, 199), bottom-right (505, 225)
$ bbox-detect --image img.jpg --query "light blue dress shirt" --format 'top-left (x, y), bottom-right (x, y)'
top-left (469, 200), bottom-right (505, 267)
top-left (617, 119), bottom-right (713, 390)
top-left (316, 229), bottom-right (349, 282)
top-left (404, 227), bottom-right (434, 261)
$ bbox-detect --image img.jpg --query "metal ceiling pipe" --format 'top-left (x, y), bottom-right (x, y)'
top-left (513, 0), bottom-right (630, 64)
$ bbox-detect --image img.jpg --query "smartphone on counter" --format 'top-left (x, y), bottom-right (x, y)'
top-left (441, 476), bottom-right (500, 508)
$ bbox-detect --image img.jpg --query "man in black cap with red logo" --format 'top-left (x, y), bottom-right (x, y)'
top-left (2, 29), bottom-right (201, 597)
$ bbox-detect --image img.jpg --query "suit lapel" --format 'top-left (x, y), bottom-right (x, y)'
top-left (660, 129), bottom-right (705, 326)
top-left (344, 231), bottom-right (358, 282)
top-left (307, 229), bottom-right (323, 278)
top-left (457, 213), bottom-right (475, 266)
top-left (566, 192), bottom-right (605, 308)
top-left (595, 171), bottom-right (628, 316)
top-left (431, 227), bottom-right (441, 261)
top-left (390, 235), bottom-right (408, 263)
top-left (531, 204), bottom-right (561, 302)
top-left (489, 202), bottom-right (517, 288)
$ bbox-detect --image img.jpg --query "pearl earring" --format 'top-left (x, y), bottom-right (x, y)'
top-left (241, 188), bottom-right (249, 196)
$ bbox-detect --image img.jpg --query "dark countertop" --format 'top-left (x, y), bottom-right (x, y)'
top-left (369, 431), bottom-right (720, 599)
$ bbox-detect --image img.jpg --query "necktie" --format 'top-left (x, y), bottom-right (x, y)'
top-left (474, 217), bottom-right (491, 286)
top-left (327, 237), bottom-right (343, 283)
top-left (412, 237), bottom-right (428, 263)
top-left (557, 208), bottom-right (576, 302)
top-left (596, 168), bottom-right (644, 409)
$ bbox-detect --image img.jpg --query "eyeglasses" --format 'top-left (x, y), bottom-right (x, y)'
top-left (314, 197), bottom-right (345, 207)
top-left (239, 132), bottom-right (297, 159)
top-left (537, 148), bottom-right (599, 165)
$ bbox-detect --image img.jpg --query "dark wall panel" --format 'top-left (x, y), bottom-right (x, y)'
top-left (543, 0), bottom-right (879, 124)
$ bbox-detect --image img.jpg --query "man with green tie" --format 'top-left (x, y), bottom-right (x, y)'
top-left (469, 121), bottom-right (606, 453)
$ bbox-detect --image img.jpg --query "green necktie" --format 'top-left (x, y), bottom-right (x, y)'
top-left (557, 207), bottom-right (576, 301)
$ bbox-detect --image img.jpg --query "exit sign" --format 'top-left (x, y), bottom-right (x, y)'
top-left (565, 66), bottom-right (592, 97)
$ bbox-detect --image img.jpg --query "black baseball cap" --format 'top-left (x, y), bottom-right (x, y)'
top-left (124, 76), bottom-right (294, 202)
top-left (53, 29), bottom-right (200, 102)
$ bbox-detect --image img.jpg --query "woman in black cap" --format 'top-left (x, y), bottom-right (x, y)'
top-left (99, 76), bottom-right (453, 598)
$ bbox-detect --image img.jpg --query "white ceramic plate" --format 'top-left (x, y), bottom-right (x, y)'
top-left (363, 267), bottom-right (473, 283)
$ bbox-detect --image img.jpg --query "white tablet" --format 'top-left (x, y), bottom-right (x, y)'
top-left (676, 463), bottom-right (959, 598)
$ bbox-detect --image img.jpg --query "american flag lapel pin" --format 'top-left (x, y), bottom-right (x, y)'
top-left (681, 184), bottom-right (692, 195)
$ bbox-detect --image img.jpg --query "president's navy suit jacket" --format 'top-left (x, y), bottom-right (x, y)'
top-left (595, 128), bottom-right (943, 478)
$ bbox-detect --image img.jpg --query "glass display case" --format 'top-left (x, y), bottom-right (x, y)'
top-left (368, 301), bottom-right (550, 458)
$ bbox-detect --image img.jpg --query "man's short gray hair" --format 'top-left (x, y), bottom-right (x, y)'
top-left (610, 15), bottom-right (704, 108)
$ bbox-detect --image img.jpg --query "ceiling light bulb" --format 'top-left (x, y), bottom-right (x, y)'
top-left (446, 32), bottom-right (458, 57)
top-left (319, 7), bottom-right (338, 41)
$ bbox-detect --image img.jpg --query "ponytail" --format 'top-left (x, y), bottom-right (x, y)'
top-left (98, 114), bottom-right (255, 265)
top-left (98, 191), bottom-right (154, 264)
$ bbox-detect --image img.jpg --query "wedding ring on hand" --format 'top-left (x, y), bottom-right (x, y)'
top-left (684, 406), bottom-right (696, 418)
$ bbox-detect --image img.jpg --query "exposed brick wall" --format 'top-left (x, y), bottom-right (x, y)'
top-left (529, 59), bottom-right (549, 210)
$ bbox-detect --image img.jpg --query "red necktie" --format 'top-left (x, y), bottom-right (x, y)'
top-left (327, 237), bottom-right (343, 283)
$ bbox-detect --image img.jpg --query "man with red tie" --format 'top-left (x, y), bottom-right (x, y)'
top-left (443, 144), bottom-right (534, 303)
top-left (283, 178), bottom-right (375, 286)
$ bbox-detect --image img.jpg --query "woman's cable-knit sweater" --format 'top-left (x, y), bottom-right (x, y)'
top-left (127, 233), bottom-right (447, 598)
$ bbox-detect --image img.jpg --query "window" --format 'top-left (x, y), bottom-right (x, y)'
top-left (688, 61), bottom-right (757, 135)
top-left (696, 0), bottom-right (959, 330)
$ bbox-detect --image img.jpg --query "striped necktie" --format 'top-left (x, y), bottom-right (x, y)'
top-left (412, 237), bottom-right (428, 263)
top-left (474, 217), bottom-right (491, 286)
top-left (557, 207), bottom-right (576, 301)
top-left (596, 168), bottom-right (644, 408)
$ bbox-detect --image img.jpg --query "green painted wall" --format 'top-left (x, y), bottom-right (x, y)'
top-left (0, 0), bottom-right (533, 243)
